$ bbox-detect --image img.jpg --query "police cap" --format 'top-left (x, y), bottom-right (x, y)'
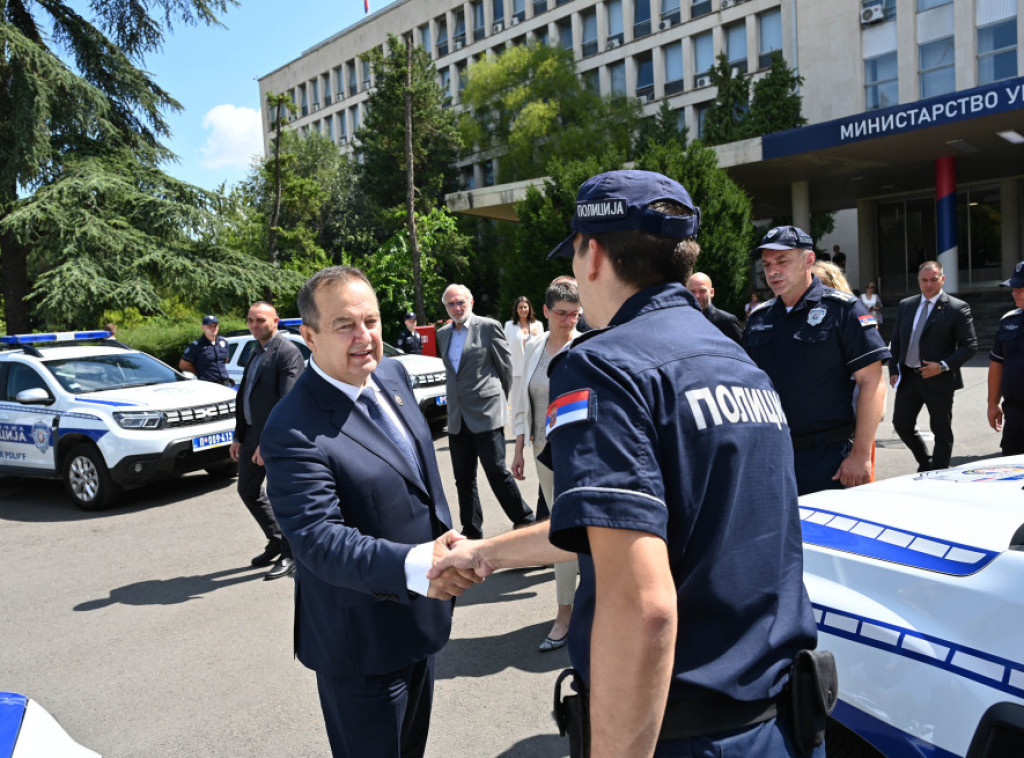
top-left (1001, 261), bottom-right (1024, 288)
top-left (201, 315), bottom-right (219, 325)
top-left (751, 226), bottom-right (814, 259)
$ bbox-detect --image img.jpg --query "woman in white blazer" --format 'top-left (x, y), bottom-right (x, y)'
top-left (503, 296), bottom-right (544, 407)
top-left (510, 280), bottom-right (581, 651)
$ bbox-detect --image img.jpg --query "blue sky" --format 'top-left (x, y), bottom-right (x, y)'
top-left (147, 0), bottom-right (385, 192)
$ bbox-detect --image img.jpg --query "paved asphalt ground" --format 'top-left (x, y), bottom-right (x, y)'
top-left (0, 354), bottom-right (1004, 757)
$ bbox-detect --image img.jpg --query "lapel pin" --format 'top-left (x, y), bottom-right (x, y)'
top-left (394, 394), bottom-right (404, 406)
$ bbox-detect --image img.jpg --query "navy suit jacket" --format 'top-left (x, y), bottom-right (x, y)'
top-left (261, 356), bottom-right (453, 679)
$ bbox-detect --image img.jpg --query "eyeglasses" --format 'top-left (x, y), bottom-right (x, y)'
top-left (551, 309), bottom-right (581, 321)
top-left (445, 300), bottom-right (468, 309)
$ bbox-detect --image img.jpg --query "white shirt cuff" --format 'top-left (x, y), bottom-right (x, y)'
top-left (404, 541), bottom-right (434, 596)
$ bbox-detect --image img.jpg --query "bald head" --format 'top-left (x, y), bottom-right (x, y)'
top-left (686, 272), bottom-right (714, 311)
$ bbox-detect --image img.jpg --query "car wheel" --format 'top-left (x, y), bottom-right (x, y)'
top-left (205, 462), bottom-right (238, 479)
top-left (62, 443), bottom-right (122, 510)
top-left (825, 718), bottom-right (884, 758)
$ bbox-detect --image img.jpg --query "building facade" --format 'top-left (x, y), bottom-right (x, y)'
top-left (259, 0), bottom-right (1022, 294)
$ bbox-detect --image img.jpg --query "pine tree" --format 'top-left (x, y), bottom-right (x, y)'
top-left (702, 53), bottom-right (752, 146)
top-left (748, 51), bottom-right (806, 137)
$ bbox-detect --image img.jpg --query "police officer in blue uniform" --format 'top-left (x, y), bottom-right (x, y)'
top-left (180, 315), bottom-right (233, 386)
top-left (987, 261), bottom-right (1024, 455)
top-left (430, 171), bottom-right (825, 758)
top-left (395, 311), bottom-right (423, 354)
top-left (744, 227), bottom-right (889, 496)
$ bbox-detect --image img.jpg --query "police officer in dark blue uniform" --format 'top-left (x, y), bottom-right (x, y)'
top-left (395, 311), bottom-right (423, 354)
top-left (430, 171), bottom-right (825, 758)
top-left (180, 315), bottom-right (233, 385)
top-left (987, 261), bottom-right (1024, 455)
top-left (744, 227), bottom-right (889, 496)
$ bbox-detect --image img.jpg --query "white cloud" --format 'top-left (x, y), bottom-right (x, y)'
top-left (199, 104), bottom-right (263, 171)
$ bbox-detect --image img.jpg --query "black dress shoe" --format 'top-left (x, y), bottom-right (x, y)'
top-left (264, 557), bottom-right (295, 580)
top-left (251, 543), bottom-right (282, 567)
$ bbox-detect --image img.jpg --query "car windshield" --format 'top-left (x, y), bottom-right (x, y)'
top-left (44, 353), bottom-right (180, 394)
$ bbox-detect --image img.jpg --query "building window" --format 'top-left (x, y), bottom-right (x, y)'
top-left (864, 51), bottom-right (897, 110)
top-left (339, 111), bottom-right (348, 140)
top-left (440, 68), bottom-right (452, 105)
top-left (471, 2), bottom-right (485, 41)
top-left (695, 102), bottom-right (710, 139)
top-left (299, 83), bottom-right (308, 116)
top-left (635, 52), bottom-right (654, 99)
top-left (634, 0), bottom-right (652, 38)
top-left (558, 18), bottom-right (572, 50)
top-left (321, 74), bottom-right (331, 105)
top-left (353, 105), bottom-right (360, 131)
top-left (484, 159), bottom-right (495, 186)
top-left (582, 69), bottom-right (600, 93)
top-left (533, 0), bottom-right (548, 16)
top-left (661, 0), bottom-right (681, 26)
top-left (693, 30), bottom-right (713, 80)
top-left (324, 114), bottom-right (333, 140)
top-left (758, 9), bottom-right (782, 69)
top-left (726, 23), bottom-right (747, 74)
top-left (454, 10), bottom-right (466, 48)
top-left (461, 165), bottom-right (476, 190)
top-left (334, 66), bottom-right (344, 99)
top-left (581, 10), bottom-right (598, 57)
top-left (606, 0), bottom-right (624, 45)
top-left (610, 60), bottom-right (627, 95)
top-left (664, 41), bottom-right (684, 95)
top-left (419, 24), bottom-right (431, 56)
top-left (512, 0), bottom-right (526, 23)
top-left (436, 17), bottom-right (449, 57)
top-left (347, 62), bottom-right (358, 96)
top-left (916, 0), bottom-right (950, 10)
top-left (978, 19), bottom-right (1017, 85)
top-left (534, 26), bottom-right (549, 45)
top-left (493, 0), bottom-right (505, 24)
top-left (919, 36), bottom-right (954, 98)
top-left (691, 0), bottom-right (711, 19)
top-left (361, 58), bottom-right (372, 90)
top-left (311, 79), bottom-right (319, 109)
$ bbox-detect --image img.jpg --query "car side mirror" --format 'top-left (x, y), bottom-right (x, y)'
top-left (16, 387), bottom-right (53, 405)
top-left (180, 371), bottom-right (198, 380)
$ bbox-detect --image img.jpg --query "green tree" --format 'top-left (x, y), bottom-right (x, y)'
top-left (459, 43), bottom-right (641, 183)
top-left (747, 51), bottom-right (806, 136)
top-left (702, 53), bottom-right (753, 146)
top-left (2, 149), bottom-right (297, 328)
top-left (633, 100), bottom-right (689, 157)
top-left (637, 141), bottom-right (755, 315)
top-left (0, 0), bottom-right (235, 333)
top-left (356, 34), bottom-right (462, 212)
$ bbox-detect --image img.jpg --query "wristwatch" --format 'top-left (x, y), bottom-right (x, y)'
top-left (940, 361), bottom-right (950, 372)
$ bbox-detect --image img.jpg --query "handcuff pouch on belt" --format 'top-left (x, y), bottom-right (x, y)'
top-left (553, 668), bottom-right (589, 758)
top-left (779, 649), bottom-right (839, 756)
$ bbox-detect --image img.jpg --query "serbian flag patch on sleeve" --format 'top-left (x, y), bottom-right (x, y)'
top-left (546, 389), bottom-right (592, 436)
top-left (858, 313), bottom-right (878, 327)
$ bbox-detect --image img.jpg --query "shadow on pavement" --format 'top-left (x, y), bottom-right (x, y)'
top-left (494, 734), bottom-right (569, 758)
top-left (437, 618), bottom-right (569, 680)
top-left (0, 472), bottom-right (235, 524)
top-left (73, 566), bottom-right (265, 610)
top-left (454, 566), bottom-right (554, 608)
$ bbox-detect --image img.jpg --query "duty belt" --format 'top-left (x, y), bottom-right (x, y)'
top-left (790, 424), bottom-right (855, 451)
top-left (659, 691), bottom-right (777, 740)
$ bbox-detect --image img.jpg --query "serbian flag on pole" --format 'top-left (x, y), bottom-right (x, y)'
top-left (364, 0), bottom-right (369, 12)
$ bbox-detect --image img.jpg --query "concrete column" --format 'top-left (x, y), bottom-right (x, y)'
top-left (857, 199), bottom-right (878, 292)
top-left (625, 55), bottom-right (637, 97)
top-left (791, 180), bottom-right (810, 232)
top-left (1001, 178), bottom-right (1022, 277)
top-left (653, 45), bottom-right (665, 98)
top-left (571, 11), bottom-right (582, 58)
top-left (596, 1), bottom-right (608, 47)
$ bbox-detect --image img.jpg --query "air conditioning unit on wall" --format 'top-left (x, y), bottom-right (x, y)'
top-left (861, 4), bottom-right (885, 25)
top-left (658, 19), bottom-right (674, 30)
top-left (695, 75), bottom-right (712, 89)
top-left (493, 21), bottom-right (504, 33)
top-left (607, 37), bottom-right (621, 49)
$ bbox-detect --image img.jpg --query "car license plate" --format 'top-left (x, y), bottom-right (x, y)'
top-left (192, 431), bottom-right (233, 452)
top-left (436, 395), bottom-right (447, 406)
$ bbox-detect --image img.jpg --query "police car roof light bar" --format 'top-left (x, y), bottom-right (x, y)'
top-left (0, 330), bottom-right (111, 345)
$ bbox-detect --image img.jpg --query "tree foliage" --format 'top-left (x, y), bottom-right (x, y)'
top-left (0, 0), bottom-right (235, 332)
top-left (633, 100), bottom-right (689, 157)
top-left (702, 53), bottom-right (753, 146)
top-left (355, 34), bottom-right (462, 212)
top-left (637, 141), bottom-right (755, 315)
top-left (459, 43), bottom-right (641, 183)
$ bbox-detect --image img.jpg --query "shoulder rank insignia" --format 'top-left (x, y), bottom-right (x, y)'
top-left (823, 290), bottom-right (855, 303)
top-left (750, 298), bottom-right (775, 315)
top-left (1001, 308), bottom-right (1022, 320)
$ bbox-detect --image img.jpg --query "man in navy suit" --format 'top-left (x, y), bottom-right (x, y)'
top-left (261, 266), bottom-right (478, 758)
top-left (888, 260), bottom-right (977, 471)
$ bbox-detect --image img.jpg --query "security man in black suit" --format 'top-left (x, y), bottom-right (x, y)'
top-left (686, 272), bottom-right (743, 343)
top-left (987, 261), bottom-right (1024, 455)
top-left (889, 260), bottom-right (977, 471)
top-left (230, 300), bottom-right (306, 579)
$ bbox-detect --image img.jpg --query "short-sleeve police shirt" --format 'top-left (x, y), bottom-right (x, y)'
top-left (182, 335), bottom-right (231, 383)
top-left (742, 276), bottom-right (890, 438)
top-left (546, 283), bottom-right (816, 703)
top-left (991, 308), bottom-right (1024, 403)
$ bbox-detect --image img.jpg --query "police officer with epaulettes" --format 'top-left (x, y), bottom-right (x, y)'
top-left (987, 261), bottom-right (1024, 455)
top-left (744, 226), bottom-right (890, 496)
top-left (429, 172), bottom-right (833, 758)
top-left (180, 315), bottom-right (233, 386)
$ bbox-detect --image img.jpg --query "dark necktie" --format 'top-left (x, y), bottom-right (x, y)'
top-left (357, 391), bottom-right (423, 481)
top-left (905, 299), bottom-right (930, 368)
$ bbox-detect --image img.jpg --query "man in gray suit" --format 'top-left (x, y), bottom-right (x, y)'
top-left (437, 284), bottom-right (535, 539)
top-left (230, 300), bottom-right (306, 579)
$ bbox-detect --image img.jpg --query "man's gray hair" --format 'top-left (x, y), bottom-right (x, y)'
top-left (298, 266), bottom-right (372, 331)
top-left (441, 284), bottom-right (473, 304)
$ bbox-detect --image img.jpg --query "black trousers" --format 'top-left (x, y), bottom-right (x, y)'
top-left (1002, 402), bottom-right (1024, 456)
top-left (316, 656), bottom-right (435, 758)
top-left (892, 370), bottom-right (955, 470)
top-left (448, 425), bottom-right (534, 539)
top-left (793, 440), bottom-right (850, 497)
top-left (237, 437), bottom-right (291, 559)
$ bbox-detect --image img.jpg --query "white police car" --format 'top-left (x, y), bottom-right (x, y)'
top-left (223, 319), bottom-right (448, 429)
top-left (802, 457), bottom-right (1024, 757)
top-left (0, 331), bottom-right (237, 510)
top-left (0, 691), bottom-right (100, 757)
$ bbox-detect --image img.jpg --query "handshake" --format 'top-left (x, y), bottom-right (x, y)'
top-left (424, 530), bottom-right (495, 601)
